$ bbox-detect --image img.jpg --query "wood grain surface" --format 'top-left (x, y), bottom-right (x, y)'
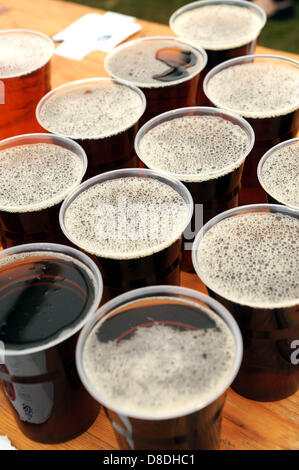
top-left (0, 0), bottom-right (298, 451)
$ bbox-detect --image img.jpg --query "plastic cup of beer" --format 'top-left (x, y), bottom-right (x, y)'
top-left (135, 106), bottom-right (254, 271)
top-left (36, 78), bottom-right (146, 179)
top-left (59, 168), bottom-right (193, 303)
top-left (193, 204), bottom-right (299, 401)
top-left (257, 138), bottom-right (299, 210)
top-left (0, 29), bottom-right (54, 140)
top-left (0, 242), bottom-right (103, 443)
top-left (0, 133), bottom-right (87, 249)
top-left (76, 285), bottom-right (243, 450)
top-left (104, 36), bottom-right (207, 125)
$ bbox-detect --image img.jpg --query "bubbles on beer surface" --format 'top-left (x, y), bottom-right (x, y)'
top-left (196, 212), bottom-right (299, 308)
top-left (39, 83), bottom-right (144, 139)
top-left (207, 63), bottom-right (299, 118)
top-left (105, 38), bottom-right (204, 88)
top-left (260, 142), bottom-right (299, 209)
top-left (64, 177), bottom-right (190, 259)
top-left (0, 30), bottom-right (53, 78)
top-left (0, 143), bottom-right (84, 212)
top-left (172, 4), bottom-right (264, 50)
top-left (138, 115), bottom-right (251, 181)
top-left (83, 303), bottom-right (236, 416)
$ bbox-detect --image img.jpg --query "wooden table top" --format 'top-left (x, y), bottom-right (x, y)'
top-left (0, 0), bottom-right (298, 451)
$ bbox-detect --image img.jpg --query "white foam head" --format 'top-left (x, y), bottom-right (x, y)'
top-left (0, 142), bottom-right (85, 213)
top-left (205, 56), bottom-right (299, 118)
top-left (62, 174), bottom-right (191, 260)
top-left (170, 2), bottom-right (265, 51)
top-left (37, 79), bottom-right (145, 140)
top-left (137, 111), bottom-right (253, 182)
top-left (195, 209), bottom-right (299, 308)
top-left (0, 29), bottom-right (54, 79)
top-left (104, 36), bottom-right (207, 88)
top-left (259, 139), bottom-right (299, 209)
top-left (82, 297), bottom-right (236, 417)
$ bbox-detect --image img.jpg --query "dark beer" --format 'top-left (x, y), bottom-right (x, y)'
top-left (36, 78), bottom-right (146, 179)
top-left (0, 243), bottom-right (103, 443)
top-left (77, 286), bottom-right (242, 450)
top-left (60, 169), bottom-right (193, 303)
top-left (135, 107), bottom-right (254, 271)
top-left (0, 134), bottom-right (87, 248)
top-left (170, 0), bottom-right (266, 105)
top-left (193, 204), bottom-right (299, 401)
top-left (104, 37), bottom-right (207, 125)
top-left (258, 138), bottom-right (299, 210)
top-left (204, 55), bottom-right (299, 194)
top-left (0, 29), bottom-right (54, 140)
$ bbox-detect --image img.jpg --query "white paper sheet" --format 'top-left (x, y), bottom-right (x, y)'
top-left (0, 436), bottom-right (17, 450)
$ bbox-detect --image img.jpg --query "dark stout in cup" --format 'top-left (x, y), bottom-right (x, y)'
top-left (0, 134), bottom-right (86, 248)
top-left (60, 169), bottom-right (193, 302)
top-left (36, 78), bottom-right (146, 179)
top-left (104, 37), bottom-right (207, 125)
top-left (193, 205), bottom-right (299, 401)
top-left (0, 244), bottom-right (103, 443)
top-left (0, 29), bottom-right (54, 139)
top-left (135, 107), bottom-right (254, 271)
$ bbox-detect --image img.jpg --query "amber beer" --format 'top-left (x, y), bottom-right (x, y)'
top-left (0, 134), bottom-right (87, 248)
top-left (0, 29), bottom-right (54, 140)
top-left (0, 243), bottom-right (103, 443)
top-left (76, 286), bottom-right (242, 450)
top-left (204, 55), bottom-right (299, 195)
top-left (36, 78), bottom-right (146, 179)
top-left (170, 1), bottom-right (266, 105)
top-left (104, 36), bottom-right (207, 125)
top-left (193, 204), bottom-right (299, 401)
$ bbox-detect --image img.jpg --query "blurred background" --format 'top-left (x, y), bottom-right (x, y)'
top-left (64, 0), bottom-right (299, 54)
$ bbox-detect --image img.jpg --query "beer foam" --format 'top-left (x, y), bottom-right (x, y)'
top-left (172, 4), bottom-right (264, 50)
top-left (63, 177), bottom-right (190, 259)
top-left (260, 142), bottom-right (299, 209)
top-left (206, 63), bottom-right (299, 118)
top-left (105, 38), bottom-right (205, 88)
top-left (39, 83), bottom-right (144, 139)
top-left (138, 115), bottom-right (251, 182)
top-left (196, 212), bottom-right (299, 308)
top-left (83, 310), bottom-right (236, 416)
top-left (0, 143), bottom-right (84, 213)
top-left (0, 30), bottom-right (53, 79)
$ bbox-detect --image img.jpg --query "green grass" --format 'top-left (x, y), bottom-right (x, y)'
top-left (64, 0), bottom-right (299, 54)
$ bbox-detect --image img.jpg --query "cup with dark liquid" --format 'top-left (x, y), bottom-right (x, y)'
top-left (203, 55), bottom-right (299, 198)
top-left (257, 138), bottom-right (299, 210)
top-left (76, 285), bottom-right (243, 450)
top-left (135, 106), bottom-right (254, 271)
top-left (0, 133), bottom-right (87, 248)
top-left (193, 204), bottom-right (299, 401)
top-left (36, 78), bottom-right (146, 179)
top-left (104, 36), bottom-right (207, 125)
top-left (0, 29), bottom-right (54, 140)
top-left (170, 0), bottom-right (266, 105)
top-left (0, 243), bottom-right (103, 443)
top-left (59, 168), bottom-right (193, 303)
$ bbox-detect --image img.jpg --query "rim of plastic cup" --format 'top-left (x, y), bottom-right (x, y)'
top-left (135, 106), bottom-right (255, 182)
top-left (59, 168), bottom-right (194, 260)
top-left (36, 77), bottom-right (147, 138)
top-left (0, 133), bottom-right (88, 213)
top-left (104, 36), bottom-right (208, 88)
top-left (203, 54), bottom-right (299, 118)
top-left (192, 203), bottom-right (299, 309)
top-left (169, 0), bottom-right (266, 51)
top-left (76, 284), bottom-right (243, 421)
top-left (0, 29), bottom-right (55, 80)
top-left (0, 243), bottom-right (103, 356)
top-left (257, 138), bottom-right (299, 211)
